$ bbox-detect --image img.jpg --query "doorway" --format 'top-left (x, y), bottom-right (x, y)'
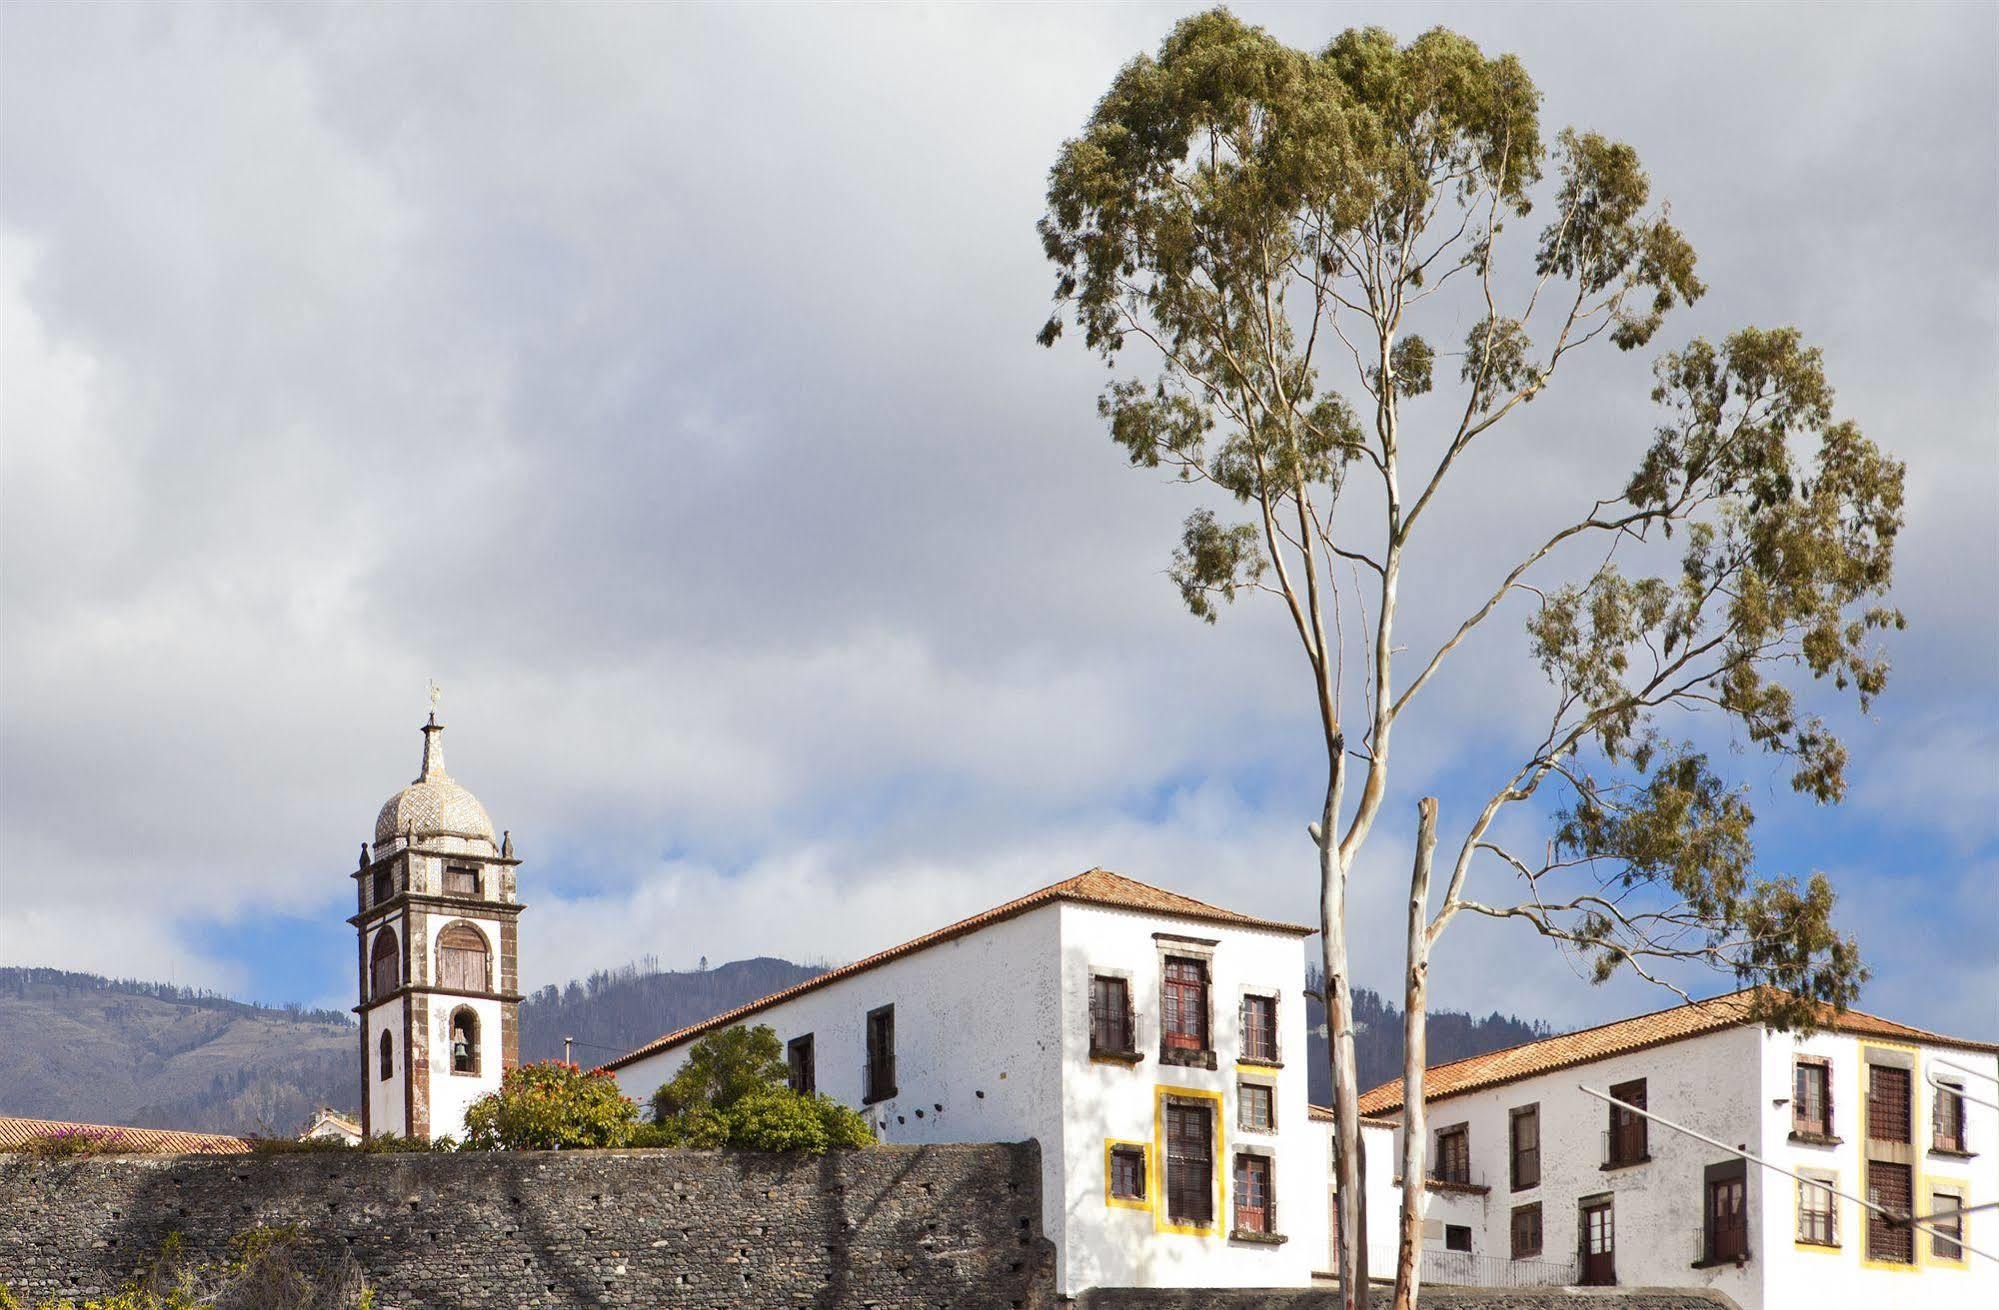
top-left (1579, 1196), bottom-right (1615, 1286)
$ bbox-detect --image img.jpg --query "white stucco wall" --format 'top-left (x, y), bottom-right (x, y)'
top-left (613, 904), bottom-right (1067, 1253)
top-left (1053, 903), bottom-right (1320, 1292)
top-left (1755, 1029), bottom-right (1997, 1310)
top-left (1304, 1117), bottom-right (1401, 1278)
top-left (364, 994), bottom-right (407, 1135)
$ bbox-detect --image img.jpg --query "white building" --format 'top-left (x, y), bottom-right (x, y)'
top-left (606, 869), bottom-right (1356, 1296)
top-left (298, 1107), bottom-right (362, 1145)
top-left (1356, 988), bottom-right (1998, 1310)
top-left (351, 711), bottom-right (524, 1141)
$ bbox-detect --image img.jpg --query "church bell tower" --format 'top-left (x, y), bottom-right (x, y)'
top-left (353, 696), bottom-right (522, 1139)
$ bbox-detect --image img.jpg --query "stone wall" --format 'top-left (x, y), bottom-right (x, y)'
top-left (0, 1143), bottom-right (1052, 1309)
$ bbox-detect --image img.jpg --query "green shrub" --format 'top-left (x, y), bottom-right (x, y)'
top-left (245, 1133), bottom-right (452, 1155)
top-left (648, 1024), bottom-right (788, 1120)
top-left (645, 1026), bottom-right (875, 1153)
top-left (461, 1061), bottom-right (639, 1150)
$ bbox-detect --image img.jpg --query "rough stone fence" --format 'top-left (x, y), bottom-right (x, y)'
top-left (0, 1142), bottom-right (1055, 1309)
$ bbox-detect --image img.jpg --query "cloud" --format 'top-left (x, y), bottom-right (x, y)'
top-left (1, 2), bottom-right (1993, 1043)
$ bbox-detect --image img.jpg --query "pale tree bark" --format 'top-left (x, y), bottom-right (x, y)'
top-left (1392, 797), bottom-right (1438, 1310)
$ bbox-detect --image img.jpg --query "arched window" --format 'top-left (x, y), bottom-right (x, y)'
top-left (449, 1007), bottom-right (480, 1076)
top-left (370, 926), bottom-right (401, 999)
top-left (436, 922), bottom-right (490, 993)
top-left (379, 1030), bottom-right (394, 1081)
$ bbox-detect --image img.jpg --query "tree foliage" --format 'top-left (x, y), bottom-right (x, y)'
top-left (460, 1060), bottom-right (639, 1151)
top-left (645, 1025), bottom-right (874, 1153)
top-left (1040, 9), bottom-right (1901, 1304)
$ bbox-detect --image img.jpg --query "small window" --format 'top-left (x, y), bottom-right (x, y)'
top-left (1933, 1081), bottom-right (1967, 1152)
top-left (369, 926), bottom-right (400, 1000)
top-left (1445, 1224), bottom-right (1471, 1253)
top-left (372, 868), bottom-right (392, 905)
top-left (1607, 1078), bottom-right (1648, 1164)
top-left (1161, 957), bottom-right (1209, 1056)
top-left (1510, 1203), bottom-right (1542, 1258)
top-left (436, 923), bottom-right (490, 992)
top-left (1240, 994), bottom-right (1277, 1063)
top-left (444, 864), bottom-right (479, 896)
top-left (1433, 1125), bottom-right (1470, 1184)
top-left (787, 1034), bottom-right (816, 1096)
top-left (1089, 975), bottom-right (1134, 1055)
top-left (1865, 1160), bottom-right (1914, 1264)
top-left (378, 1030), bottom-right (393, 1081)
top-left (1931, 1189), bottom-right (1964, 1261)
top-left (1238, 1081), bottom-right (1274, 1133)
top-left (449, 1008), bottom-right (480, 1076)
top-left (1867, 1063), bottom-right (1912, 1143)
top-left (864, 1005), bottom-right (896, 1104)
top-left (1510, 1104), bottom-right (1540, 1190)
top-left (1793, 1058), bottom-right (1832, 1137)
top-left (1232, 1153), bottom-right (1273, 1235)
top-left (1109, 1145), bottom-right (1146, 1201)
top-left (1163, 1099), bottom-right (1214, 1226)
top-left (1796, 1173), bottom-right (1838, 1246)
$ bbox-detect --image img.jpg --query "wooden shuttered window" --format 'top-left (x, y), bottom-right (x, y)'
top-left (1089, 975), bottom-right (1134, 1054)
top-left (787, 1034), bottom-right (815, 1096)
top-left (444, 864), bottom-right (479, 896)
top-left (369, 927), bottom-right (400, 1000)
top-left (1433, 1125), bottom-right (1470, 1184)
top-left (1793, 1058), bottom-right (1832, 1137)
top-left (1232, 1153), bottom-right (1272, 1235)
top-left (1161, 957), bottom-right (1208, 1054)
top-left (437, 923), bottom-right (489, 992)
top-left (864, 1005), bottom-right (896, 1103)
top-left (1607, 1078), bottom-right (1648, 1164)
top-left (1510, 1203), bottom-right (1542, 1259)
top-left (1109, 1145), bottom-right (1146, 1201)
top-left (1703, 1160), bottom-right (1748, 1263)
top-left (1240, 994), bottom-right (1277, 1063)
top-left (1163, 1100), bottom-right (1214, 1226)
top-left (1865, 1161), bottom-right (1915, 1264)
top-left (1510, 1104), bottom-right (1540, 1190)
top-left (1868, 1064), bottom-right (1912, 1142)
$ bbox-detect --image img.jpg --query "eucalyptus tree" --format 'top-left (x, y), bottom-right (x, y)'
top-left (1038, 12), bottom-right (1901, 1306)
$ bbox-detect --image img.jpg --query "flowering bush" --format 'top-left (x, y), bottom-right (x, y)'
top-left (460, 1061), bottom-right (639, 1150)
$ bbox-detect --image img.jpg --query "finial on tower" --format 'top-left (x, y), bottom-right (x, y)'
top-left (417, 683), bottom-right (448, 782)
top-left (427, 679), bottom-right (443, 724)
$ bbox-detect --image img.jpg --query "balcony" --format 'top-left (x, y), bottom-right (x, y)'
top-left (1690, 1224), bottom-right (1751, 1270)
top-left (1601, 1125), bottom-right (1650, 1170)
top-left (1419, 1248), bottom-right (1578, 1288)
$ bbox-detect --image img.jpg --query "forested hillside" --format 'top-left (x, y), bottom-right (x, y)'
top-left (1, 960), bottom-right (1548, 1133)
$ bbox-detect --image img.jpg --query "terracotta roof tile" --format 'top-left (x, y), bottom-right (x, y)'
top-left (1356, 987), bottom-right (1999, 1117)
top-left (1307, 1103), bottom-right (1399, 1129)
top-left (0, 1115), bottom-right (251, 1155)
top-left (602, 869), bottom-right (1313, 1072)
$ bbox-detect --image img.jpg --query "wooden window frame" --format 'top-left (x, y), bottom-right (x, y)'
top-left (1866, 1062), bottom-right (1913, 1144)
top-left (1510, 1202), bottom-right (1543, 1259)
top-left (1605, 1078), bottom-right (1649, 1167)
top-left (443, 863), bottom-right (480, 897)
top-left (1932, 1081), bottom-right (1969, 1154)
top-left (1106, 1141), bottom-right (1149, 1209)
top-left (1795, 1170), bottom-right (1839, 1248)
top-left (1159, 955), bottom-right (1214, 1069)
top-left (786, 1033), bottom-right (816, 1096)
top-left (436, 922), bottom-right (491, 994)
top-left (1510, 1103), bottom-right (1541, 1191)
top-left (1231, 1151), bottom-right (1276, 1239)
top-left (378, 1029), bottom-right (393, 1081)
top-left (1089, 972), bottom-right (1138, 1061)
top-left (1698, 1159), bottom-right (1749, 1266)
top-left (1433, 1123), bottom-right (1470, 1185)
top-left (1929, 1184), bottom-right (1967, 1264)
top-left (863, 1005), bottom-right (896, 1104)
top-left (1237, 1077), bottom-right (1276, 1134)
top-left (369, 925), bottom-right (401, 1001)
top-left (1792, 1056), bottom-right (1835, 1141)
top-left (1444, 1224), bottom-right (1472, 1253)
top-left (1238, 992), bottom-right (1279, 1065)
top-left (1161, 1095), bottom-right (1217, 1231)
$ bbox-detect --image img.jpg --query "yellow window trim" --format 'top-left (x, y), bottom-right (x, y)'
top-left (1792, 1169), bottom-right (1841, 1255)
top-left (1855, 1042), bottom-right (1924, 1274)
top-left (1154, 1083), bottom-right (1225, 1237)
top-left (1104, 1138), bottom-right (1152, 1212)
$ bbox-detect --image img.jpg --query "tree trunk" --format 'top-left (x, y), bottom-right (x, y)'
top-left (1391, 798), bottom-right (1438, 1310)
top-left (1319, 765), bottom-right (1368, 1309)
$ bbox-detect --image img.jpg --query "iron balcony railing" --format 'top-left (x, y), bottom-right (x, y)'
top-left (1419, 1248), bottom-right (1578, 1288)
top-left (1692, 1224), bottom-right (1751, 1266)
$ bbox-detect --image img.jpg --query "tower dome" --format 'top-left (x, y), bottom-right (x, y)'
top-left (372, 713), bottom-right (497, 853)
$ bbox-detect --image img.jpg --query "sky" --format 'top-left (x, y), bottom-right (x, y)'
top-left (1, 2), bottom-right (1993, 1042)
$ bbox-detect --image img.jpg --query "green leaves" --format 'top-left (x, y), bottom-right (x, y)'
top-left (640, 1024), bottom-right (876, 1154)
top-left (647, 1023), bottom-right (790, 1121)
top-left (1172, 509), bottom-right (1266, 622)
top-left (460, 1060), bottom-right (640, 1150)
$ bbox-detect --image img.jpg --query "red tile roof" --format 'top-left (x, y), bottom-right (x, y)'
top-left (1308, 1103), bottom-right (1399, 1129)
top-left (602, 868), bottom-right (1313, 1072)
top-left (1357, 986), bottom-right (1999, 1117)
top-left (0, 1114), bottom-right (251, 1155)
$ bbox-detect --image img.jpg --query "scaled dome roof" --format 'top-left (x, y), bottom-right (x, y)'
top-left (373, 716), bottom-right (496, 851)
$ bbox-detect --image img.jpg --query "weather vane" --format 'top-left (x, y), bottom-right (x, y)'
top-left (428, 679), bottom-right (442, 718)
